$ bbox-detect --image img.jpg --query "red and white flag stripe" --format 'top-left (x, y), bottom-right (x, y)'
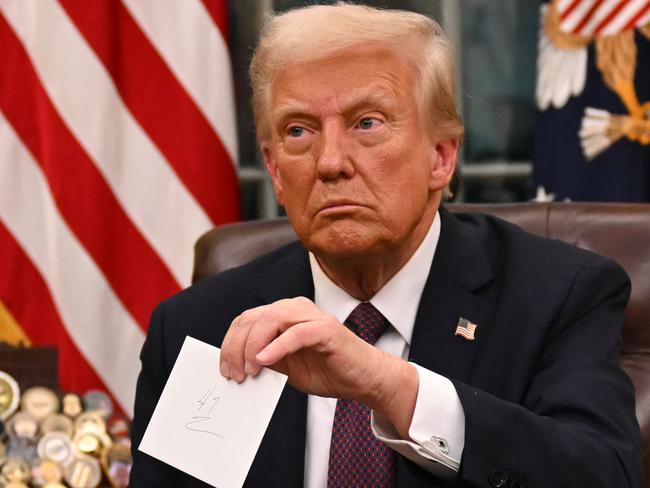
top-left (0, 0), bottom-right (240, 416)
top-left (557, 0), bottom-right (650, 37)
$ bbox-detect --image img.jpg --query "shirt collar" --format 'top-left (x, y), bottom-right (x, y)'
top-left (309, 212), bottom-right (440, 345)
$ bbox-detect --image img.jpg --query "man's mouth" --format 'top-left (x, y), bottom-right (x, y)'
top-left (317, 199), bottom-right (365, 215)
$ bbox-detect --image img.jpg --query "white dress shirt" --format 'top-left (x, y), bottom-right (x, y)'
top-left (304, 212), bottom-right (466, 487)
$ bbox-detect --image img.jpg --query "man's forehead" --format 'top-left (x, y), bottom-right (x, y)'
top-left (272, 83), bottom-right (402, 116)
top-left (268, 51), bottom-right (415, 117)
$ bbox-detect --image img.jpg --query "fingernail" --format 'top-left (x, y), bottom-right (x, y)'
top-left (244, 361), bottom-right (254, 374)
top-left (220, 361), bottom-right (230, 378)
top-left (256, 349), bottom-right (270, 363)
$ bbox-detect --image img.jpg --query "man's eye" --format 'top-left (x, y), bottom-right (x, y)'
top-left (287, 126), bottom-right (305, 137)
top-left (357, 118), bottom-right (381, 130)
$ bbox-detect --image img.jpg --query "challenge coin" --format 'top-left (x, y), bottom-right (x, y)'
top-left (74, 412), bottom-right (106, 436)
top-left (6, 436), bottom-right (38, 464)
top-left (21, 387), bottom-right (59, 421)
top-left (31, 459), bottom-right (63, 486)
top-left (63, 454), bottom-right (101, 488)
top-left (74, 431), bottom-right (102, 457)
top-left (41, 414), bottom-right (74, 437)
top-left (1, 459), bottom-right (29, 483)
top-left (37, 432), bottom-right (75, 465)
top-left (82, 390), bottom-right (113, 421)
top-left (62, 393), bottom-right (83, 418)
top-left (0, 371), bottom-right (20, 421)
top-left (6, 412), bottom-right (39, 439)
top-left (101, 444), bottom-right (132, 488)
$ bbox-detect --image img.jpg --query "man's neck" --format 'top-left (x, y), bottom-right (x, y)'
top-left (314, 209), bottom-right (438, 301)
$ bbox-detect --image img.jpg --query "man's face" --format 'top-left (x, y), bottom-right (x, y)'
top-left (263, 47), bottom-right (457, 261)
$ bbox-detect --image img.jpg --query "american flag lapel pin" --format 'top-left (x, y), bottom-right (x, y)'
top-left (455, 317), bottom-right (477, 341)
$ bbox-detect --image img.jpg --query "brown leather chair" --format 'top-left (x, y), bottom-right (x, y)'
top-left (193, 202), bottom-right (650, 484)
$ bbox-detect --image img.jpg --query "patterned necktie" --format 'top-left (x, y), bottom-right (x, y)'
top-left (327, 302), bottom-right (397, 487)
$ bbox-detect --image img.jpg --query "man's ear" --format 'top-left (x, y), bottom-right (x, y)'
top-left (262, 143), bottom-right (285, 206)
top-left (429, 138), bottom-right (459, 192)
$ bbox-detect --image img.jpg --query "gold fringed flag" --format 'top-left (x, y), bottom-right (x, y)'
top-left (534, 0), bottom-right (650, 201)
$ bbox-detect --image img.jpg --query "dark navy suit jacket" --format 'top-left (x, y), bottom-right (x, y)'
top-left (130, 208), bottom-right (644, 487)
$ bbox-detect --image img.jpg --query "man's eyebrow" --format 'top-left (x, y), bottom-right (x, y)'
top-left (348, 85), bottom-right (398, 107)
top-left (338, 85), bottom-right (402, 117)
top-left (342, 90), bottom-right (399, 115)
top-left (273, 88), bottom-right (400, 125)
top-left (272, 101), bottom-right (315, 125)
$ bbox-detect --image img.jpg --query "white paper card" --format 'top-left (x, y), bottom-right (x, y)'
top-left (139, 336), bottom-right (288, 488)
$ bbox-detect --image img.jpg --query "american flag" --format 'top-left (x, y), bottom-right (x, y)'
top-left (455, 318), bottom-right (477, 341)
top-left (0, 0), bottom-right (239, 416)
top-left (556, 0), bottom-right (650, 37)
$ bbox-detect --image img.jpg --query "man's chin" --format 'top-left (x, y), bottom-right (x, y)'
top-left (301, 221), bottom-right (383, 260)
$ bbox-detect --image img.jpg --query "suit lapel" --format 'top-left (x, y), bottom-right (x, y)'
top-left (398, 208), bottom-right (496, 487)
top-left (256, 242), bottom-right (315, 305)
top-left (245, 243), bottom-right (313, 487)
top-left (409, 207), bottom-right (495, 385)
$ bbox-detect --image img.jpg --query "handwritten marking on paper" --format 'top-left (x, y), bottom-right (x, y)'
top-left (184, 385), bottom-right (225, 439)
top-left (139, 337), bottom-right (287, 488)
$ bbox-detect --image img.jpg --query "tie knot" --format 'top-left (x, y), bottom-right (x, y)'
top-left (345, 302), bottom-right (387, 345)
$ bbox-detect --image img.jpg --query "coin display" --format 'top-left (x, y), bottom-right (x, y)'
top-left (38, 432), bottom-right (75, 465)
top-left (62, 393), bottom-right (83, 418)
top-left (82, 390), bottom-right (113, 421)
top-left (31, 459), bottom-right (63, 485)
top-left (7, 411), bottom-right (39, 439)
top-left (101, 444), bottom-right (131, 488)
top-left (0, 371), bottom-right (20, 421)
top-left (74, 412), bottom-right (105, 436)
top-left (6, 436), bottom-right (38, 464)
top-left (0, 383), bottom-right (127, 487)
top-left (21, 387), bottom-right (59, 421)
top-left (73, 412), bottom-right (112, 452)
top-left (41, 413), bottom-right (74, 437)
top-left (107, 417), bottom-right (129, 441)
top-left (63, 455), bottom-right (101, 488)
top-left (1, 459), bottom-right (29, 483)
top-left (74, 431), bottom-right (102, 457)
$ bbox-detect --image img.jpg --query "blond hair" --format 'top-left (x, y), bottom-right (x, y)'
top-left (249, 2), bottom-right (464, 146)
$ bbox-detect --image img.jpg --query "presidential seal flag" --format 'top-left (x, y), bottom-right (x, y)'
top-left (0, 0), bottom-right (240, 416)
top-left (533, 0), bottom-right (650, 201)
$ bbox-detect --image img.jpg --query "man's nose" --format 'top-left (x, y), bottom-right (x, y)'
top-left (316, 122), bottom-right (354, 180)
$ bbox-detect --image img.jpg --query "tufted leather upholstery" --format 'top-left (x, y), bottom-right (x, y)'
top-left (193, 202), bottom-right (650, 484)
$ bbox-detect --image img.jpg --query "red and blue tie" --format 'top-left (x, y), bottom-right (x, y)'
top-left (327, 302), bottom-right (397, 487)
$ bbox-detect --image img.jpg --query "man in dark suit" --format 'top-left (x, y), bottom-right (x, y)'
top-left (130, 4), bottom-right (644, 487)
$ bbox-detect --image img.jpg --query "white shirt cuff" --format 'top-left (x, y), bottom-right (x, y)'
top-left (371, 363), bottom-right (465, 478)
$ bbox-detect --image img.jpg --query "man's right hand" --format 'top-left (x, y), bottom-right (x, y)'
top-left (218, 296), bottom-right (418, 438)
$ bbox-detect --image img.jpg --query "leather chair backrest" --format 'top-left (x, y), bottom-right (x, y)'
top-left (193, 202), bottom-right (650, 482)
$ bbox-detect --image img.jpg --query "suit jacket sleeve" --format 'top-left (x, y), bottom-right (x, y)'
top-left (450, 255), bottom-right (643, 488)
top-left (129, 302), bottom-right (187, 487)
